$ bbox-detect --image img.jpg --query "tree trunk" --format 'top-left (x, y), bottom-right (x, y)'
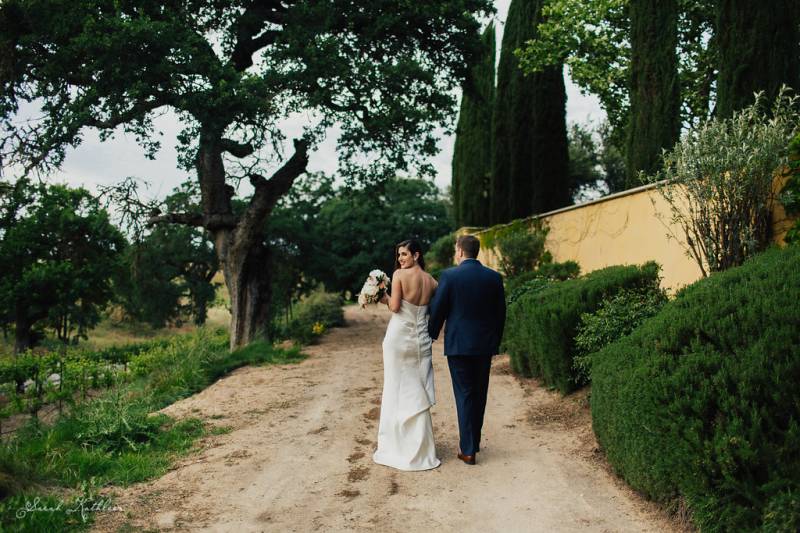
top-left (193, 130), bottom-right (308, 351)
top-left (626, 0), bottom-right (680, 186)
top-left (225, 242), bottom-right (273, 350)
top-left (14, 315), bottom-right (31, 354)
top-left (716, 0), bottom-right (800, 118)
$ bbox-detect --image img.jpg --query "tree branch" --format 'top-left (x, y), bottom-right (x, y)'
top-left (220, 138), bottom-right (256, 158)
top-left (85, 100), bottom-right (165, 129)
top-left (231, 138), bottom-right (309, 253)
top-left (147, 211), bottom-right (204, 227)
top-left (146, 210), bottom-right (239, 230)
top-left (261, 138), bottom-right (310, 199)
top-left (229, 1), bottom-right (294, 71)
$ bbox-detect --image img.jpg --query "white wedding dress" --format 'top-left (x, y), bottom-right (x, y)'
top-left (373, 299), bottom-right (441, 471)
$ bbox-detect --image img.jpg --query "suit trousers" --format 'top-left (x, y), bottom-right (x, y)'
top-left (447, 354), bottom-right (492, 456)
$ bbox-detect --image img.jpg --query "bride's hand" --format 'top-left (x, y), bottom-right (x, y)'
top-left (379, 293), bottom-right (389, 305)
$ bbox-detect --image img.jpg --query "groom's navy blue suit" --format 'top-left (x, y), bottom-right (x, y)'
top-left (428, 258), bottom-right (506, 457)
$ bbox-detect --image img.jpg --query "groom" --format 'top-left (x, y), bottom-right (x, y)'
top-left (428, 234), bottom-right (506, 465)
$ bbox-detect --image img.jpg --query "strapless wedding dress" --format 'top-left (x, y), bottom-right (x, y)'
top-left (373, 300), bottom-right (441, 471)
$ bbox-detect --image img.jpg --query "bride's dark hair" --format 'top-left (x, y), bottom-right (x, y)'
top-left (394, 239), bottom-right (426, 271)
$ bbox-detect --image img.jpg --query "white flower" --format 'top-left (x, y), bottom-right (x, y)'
top-left (358, 268), bottom-right (389, 308)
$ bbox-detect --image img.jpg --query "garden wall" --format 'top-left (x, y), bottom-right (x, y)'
top-left (461, 178), bottom-right (795, 291)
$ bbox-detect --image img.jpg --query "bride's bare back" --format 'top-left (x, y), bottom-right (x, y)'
top-left (382, 242), bottom-right (438, 312)
top-left (393, 266), bottom-right (437, 306)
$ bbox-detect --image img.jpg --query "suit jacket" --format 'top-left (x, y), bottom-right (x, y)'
top-left (427, 258), bottom-right (506, 356)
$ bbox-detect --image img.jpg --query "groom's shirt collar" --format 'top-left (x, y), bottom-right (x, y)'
top-left (460, 258), bottom-right (481, 265)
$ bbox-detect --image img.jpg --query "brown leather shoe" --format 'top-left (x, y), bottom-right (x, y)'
top-left (457, 452), bottom-right (476, 465)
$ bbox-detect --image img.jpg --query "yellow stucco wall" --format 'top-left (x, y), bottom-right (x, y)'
top-left (463, 179), bottom-right (794, 292)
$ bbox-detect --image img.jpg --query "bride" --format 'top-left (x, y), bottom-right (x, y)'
top-left (373, 239), bottom-right (441, 471)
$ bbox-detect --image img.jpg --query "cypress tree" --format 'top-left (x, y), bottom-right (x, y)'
top-left (452, 23), bottom-right (495, 228)
top-left (492, 0), bottom-right (569, 224)
top-left (716, 0), bottom-right (800, 118)
top-left (625, 0), bottom-right (681, 186)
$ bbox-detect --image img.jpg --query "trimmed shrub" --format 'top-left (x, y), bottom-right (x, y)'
top-left (505, 260), bottom-right (580, 307)
top-left (572, 287), bottom-right (667, 384)
top-left (506, 260), bottom-right (580, 294)
top-left (503, 261), bottom-right (661, 393)
top-left (591, 245), bottom-right (800, 531)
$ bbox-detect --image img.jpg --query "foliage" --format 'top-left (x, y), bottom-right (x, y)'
top-left (625, 0), bottom-right (680, 187)
top-left (283, 290), bottom-right (344, 345)
top-left (569, 121), bottom-right (628, 201)
top-left (567, 123), bottom-right (603, 200)
top-left (308, 177), bottom-right (452, 295)
top-left (0, 179), bottom-right (126, 352)
top-left (427, 233), bottom-right (457, 270)
top-left (779, 133), bottom-right (800, 245)
top-left (650, 89), bottom-right (800, 276)
top-left (1, 328), bottom-right (303, 529)
top-left (452, 23), bottom-right (495, 228)
top-left (492, 0), bottom-right (570, 224)
top-left (503, 261), bottom-right (661, 393)
top-left (1, 487), bottom-right (103, 531)
top-left (505, 260), bottom-right (580, 302)
top-left (715, 0), bottom-right (800, 118)
top-left (590, 245), bottom-right (800, 531)
top-left (0, 338), bottom-right (165, 432)
top-left (264, 172), bottom-right (337, 333)
top-left (1, 0), bottom-right (494, 181)
top-left (495, 220), bottom-right (550, 278)
top-left (115, 183), bottom-right (219, 328)
top-left (572, 286), bottom-right (667, 384)
top-left (516, 0), bottom-right (716, 147)
top-left (505, 277), bottom-right (552, 309)
top-left (0, 0), bottom-right (494, 349)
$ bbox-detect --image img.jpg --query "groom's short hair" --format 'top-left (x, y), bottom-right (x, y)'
top-left (457, 235), bottom-right (480, 258)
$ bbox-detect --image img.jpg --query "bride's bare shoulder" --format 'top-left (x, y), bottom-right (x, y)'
top-left (425, 271), bottom-right (438, 288)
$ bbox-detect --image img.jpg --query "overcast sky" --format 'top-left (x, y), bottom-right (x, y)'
top-left (40, 0), bottom-right (603, 201)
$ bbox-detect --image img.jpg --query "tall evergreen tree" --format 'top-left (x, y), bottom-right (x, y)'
top-left (626, 0), bottom-right (681, 186)
top-left (716, 0), bottom-right (800, 118)
top-left (492, 0), bottom-right (569, 224)
top-left (452, 23), bottom-right (495, 228)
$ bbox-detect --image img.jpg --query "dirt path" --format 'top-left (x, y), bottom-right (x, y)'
top-left (93, 306), bottom-right (680, 532)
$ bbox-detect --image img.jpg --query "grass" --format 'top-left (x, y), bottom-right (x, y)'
top-left (1, 322), bottom-right (305, 532)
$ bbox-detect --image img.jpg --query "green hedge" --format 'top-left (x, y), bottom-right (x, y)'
top-left (503, 261), bottom-right (661, 393)
top-left (572, 287), bottom-right (667, 384)
top-left (591, 245), bottom-right (800, 531)
top-left (505, 260), bottom-right (580, 299)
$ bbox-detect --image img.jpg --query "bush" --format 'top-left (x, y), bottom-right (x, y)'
top-left (649, 89), bottom-right (799, 275)
top-left (503, 261), bottom-right (661, 393)
top-left (505, 261), bottom-right (581, 307)
top-left (495, 222), bottom-right (549, 278)
top-left (428, 233), bottom-right (456, 269)
top-left (591, 245), bottom-right (800, 531)
top-left (779, 132), bottom-right (800, 245)
top-left (286, 290), bottom-right (344, 344)
top-left (506, 260), bottom-right (580, 295)
top-left (572, 287), bottom-right (667, 384)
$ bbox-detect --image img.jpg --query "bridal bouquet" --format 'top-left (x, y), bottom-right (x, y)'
top-left (358, 269), bottom-right (390, 308)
